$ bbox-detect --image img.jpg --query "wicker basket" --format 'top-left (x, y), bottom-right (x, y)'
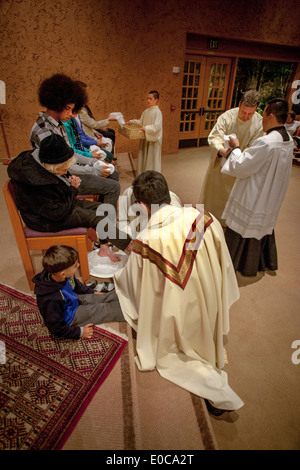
top-left (118, 123), bottom-right (145, 139)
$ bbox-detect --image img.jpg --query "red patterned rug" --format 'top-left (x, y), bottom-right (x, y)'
top-left (0, 283), bottom-right (127, 450)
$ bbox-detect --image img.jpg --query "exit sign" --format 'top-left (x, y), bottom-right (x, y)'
top-left (208, 39), bottom-right (219, 49)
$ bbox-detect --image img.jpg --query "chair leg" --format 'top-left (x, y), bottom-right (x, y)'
top-left (20, 246), bottom-right (36, 290)
top-left (77, 237), bottom-right (90, 282)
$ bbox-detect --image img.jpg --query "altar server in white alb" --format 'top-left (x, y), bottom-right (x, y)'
top-left (200, 90), bottom-right (264, 225)
top-left (114, 170), bottom-right (244, 412)
top-left (221, 98), bottom-right (294, 277)
top-left (128, 91), bottom-right (162, 175)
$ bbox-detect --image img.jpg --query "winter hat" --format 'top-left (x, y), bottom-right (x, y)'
top-left (39, 134), bottom-right (74, 164)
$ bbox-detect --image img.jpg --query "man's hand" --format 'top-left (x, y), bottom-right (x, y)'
top-left (92, 149), bottom-right (101, 159)
top-left (98, 141), bottom-right (107, 148)
top-left (218, 147), bottom-right (232, 158)
top-left (82, 323), bottom-right (94, 338)
top-left (229, 136), bottom-right (240, 148)
top-left (101, 166), bottom-right (111, 178)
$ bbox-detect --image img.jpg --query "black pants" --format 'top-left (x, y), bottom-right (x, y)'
top-left (65, 199), bottom-right (131, 252)
top-left (225, 227), bottom-right (278, 276)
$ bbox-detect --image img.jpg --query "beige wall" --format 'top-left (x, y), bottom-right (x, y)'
top-left (0, 0), bottom-right (299, 159)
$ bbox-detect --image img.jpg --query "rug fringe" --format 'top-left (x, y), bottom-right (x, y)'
top-left (0, 281), bottom-right (35, 299)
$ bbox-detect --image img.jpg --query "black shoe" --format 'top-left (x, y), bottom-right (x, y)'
top-left (205, 399), bottom-right (233, 416)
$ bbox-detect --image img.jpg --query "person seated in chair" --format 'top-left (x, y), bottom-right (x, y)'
top-left (77, 82), bottom-right (117, 146)
top-left (30, 73), bottom-right (120, 206)
top-left (63, 112), bottom-right (115, 164)
top-left (8, 134), bottom-right (131, 262)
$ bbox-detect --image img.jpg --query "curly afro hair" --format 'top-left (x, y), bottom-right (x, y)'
top-left (38, 73), bottom-right (88, 112)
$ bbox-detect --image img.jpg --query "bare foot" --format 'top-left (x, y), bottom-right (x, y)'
top-left (97, 244), bottom-right (120, 262)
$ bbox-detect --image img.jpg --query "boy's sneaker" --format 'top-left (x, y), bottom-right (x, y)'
top-left (95, 282), bottom-right (115, 293)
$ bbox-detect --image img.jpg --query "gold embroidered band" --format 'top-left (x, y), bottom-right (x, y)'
top-left (133, 210), bottom-right (213, 290)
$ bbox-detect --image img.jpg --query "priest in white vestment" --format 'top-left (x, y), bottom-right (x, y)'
top-left (128, 91), bottom-right (162, 175)
top-left (117, 185), bottom-right (182, 237)
top-left (114, 171), bottom-right (244, 411)
top-left (221, 98), bottom-right (294, 276)
top-left (200, 90), bottom-right (264, 225)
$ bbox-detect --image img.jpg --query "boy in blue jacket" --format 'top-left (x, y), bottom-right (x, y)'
top-left (33, 245), bottom-right (124, 339)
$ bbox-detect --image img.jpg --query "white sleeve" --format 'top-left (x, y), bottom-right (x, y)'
top-left (221, 138), bottom-right (268, 179)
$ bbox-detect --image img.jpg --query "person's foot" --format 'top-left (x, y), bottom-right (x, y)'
top-left (97, 243), bottom-right (120, 262)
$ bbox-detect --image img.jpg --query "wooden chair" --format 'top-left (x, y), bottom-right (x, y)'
top-left (3, 179), bottom-right (93, 290)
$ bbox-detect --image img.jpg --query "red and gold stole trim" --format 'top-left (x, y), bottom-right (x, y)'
top-left (132, 210), bottom-right (213, 290)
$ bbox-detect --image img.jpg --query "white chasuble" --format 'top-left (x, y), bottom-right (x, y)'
top-left (114, 205), bottom-right (244, 410)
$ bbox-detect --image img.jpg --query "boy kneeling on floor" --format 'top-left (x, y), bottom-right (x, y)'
top-left (33, 245), bottom-right (124, 339)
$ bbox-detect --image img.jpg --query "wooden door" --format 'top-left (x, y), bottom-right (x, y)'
top-left (179, 56), bottom-right (206, 142)
top-left (179, 55), bottom-right (233, 146)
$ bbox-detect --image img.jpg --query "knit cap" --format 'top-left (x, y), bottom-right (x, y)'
top-left (39, 134), bottom-right (74, 164)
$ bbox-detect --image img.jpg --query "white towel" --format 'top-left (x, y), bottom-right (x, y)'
top-left (89, 144), bottom-right (107, 160)
top-left (109, 112), bottom-right (125, 128)
top-left (92, 159), bottom-right (115, 175)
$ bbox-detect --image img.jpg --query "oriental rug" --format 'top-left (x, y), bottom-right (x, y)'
top-left (0, 283), bottom-right (127, 450)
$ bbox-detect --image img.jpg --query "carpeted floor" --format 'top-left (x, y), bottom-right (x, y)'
top-left (0, 283), bottom-right (127, 450)
top-left (0, 146), bottom-right (299, 450)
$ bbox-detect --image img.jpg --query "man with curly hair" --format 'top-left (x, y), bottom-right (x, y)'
top-left (30, 73), bottom-right (120, 208)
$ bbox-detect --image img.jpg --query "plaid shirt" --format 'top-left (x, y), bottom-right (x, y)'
top-left (30, 112), bottom-right (71, 149)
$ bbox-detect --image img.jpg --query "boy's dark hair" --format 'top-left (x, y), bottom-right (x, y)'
top-left (149, 90), bottom-right (159, 100)
top-left (265, 98), bottom-right (289, 124)
top-left (38, 74), bottom-right (87, 112)
top-left (132, 170), bottom-right (171, 207)
top-left (42, 245), bottom-right (78, 274)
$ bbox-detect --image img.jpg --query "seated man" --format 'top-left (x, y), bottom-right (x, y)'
top-left (114, 171), bottom-right (244, 412)
top-left (30, 73), bottom-right (120, 208)
top-left (74, 113), bottom-right (114, 156)
top-left (8, 134), bottom-right (131, 261)
top-left (285, 111), bottom-right (300, 137)
top-left (63, 113), bottom-right (114, 163)
top-left (285, 111), bottom-right (300, 150)
top-left (76, 82), bottom-right (117, 146)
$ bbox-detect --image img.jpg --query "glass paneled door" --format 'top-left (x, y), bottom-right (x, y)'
top-left (179, 55), bottom-right (232, 146)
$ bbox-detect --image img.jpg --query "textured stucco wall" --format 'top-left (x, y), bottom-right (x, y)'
top-left (0, 0), bottom-right (299, 159)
